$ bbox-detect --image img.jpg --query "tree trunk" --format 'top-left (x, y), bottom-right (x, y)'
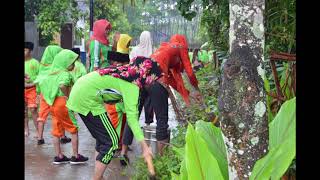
top-left (218, 0), bottom-right (268, 179)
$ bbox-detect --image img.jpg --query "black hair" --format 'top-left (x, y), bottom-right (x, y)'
top-left (25, 42), bottom-right (34, 51)
top-left (107, 51), bottom-right (129, 63)
top-left (70, 48), bottom-right (81, 56)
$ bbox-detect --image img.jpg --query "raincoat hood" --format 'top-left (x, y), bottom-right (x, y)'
top-left (36, 49), bottom-right (77, 105)
top-left (91, 19), bottom-right (112, 45)
top-left (40, 45), bottom-right (63, 65)
top-left (50, 49), bottom-right (78, 74)
top-left (169, 34), bottom-right (189, 49)
top-left (117, 34), bottom-right (132, 54)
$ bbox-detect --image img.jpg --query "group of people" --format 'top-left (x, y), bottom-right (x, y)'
top-left (25, 18), bottom-right (202, 180)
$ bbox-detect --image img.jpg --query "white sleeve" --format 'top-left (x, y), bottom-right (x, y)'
top-left (93, 40), bottom-right (100, 68)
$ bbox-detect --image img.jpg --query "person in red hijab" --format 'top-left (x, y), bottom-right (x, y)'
top-left (86, 19), bottom-right (112, 72)
top-left (152, 34), bottom-right (202, 104)
top-left (121, 34), bottom-right (202, 159)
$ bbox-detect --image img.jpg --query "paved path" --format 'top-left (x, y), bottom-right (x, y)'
top-left (25, 100), bottom-right (177, 180)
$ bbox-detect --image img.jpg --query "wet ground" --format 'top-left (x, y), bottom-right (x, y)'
top-left (25, 100), bottom-right (177, 180)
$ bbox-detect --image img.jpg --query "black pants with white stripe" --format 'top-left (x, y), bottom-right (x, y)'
top-left (79, 112), bottom-right (119, 164)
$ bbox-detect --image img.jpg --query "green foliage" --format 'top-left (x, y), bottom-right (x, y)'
top-left (250, 97), bottom-right (296, 180)
top-left (25, 0), bottom-right (41, 21)
top-left (131, 124), bottom-right (186, 180)
top-left (199, 0), bottom-right (229, 51)
top-left (177, 0), bottom-right (296, 53)
top-left (265, 0), bottom-right (296, 53)
top-left (36, 0), bottom-right (82, 37)
top-left (176, 0), bottom-right (198, 21)
top-left (184, 123), bottom-right (224, 180)
top-left (180, 62), bottom-right (220, 123)
top-left (279, 62), bottom-right (295, 100)
top-left (131, 147), bottom-right (183, 180)
top-left (171, 121), bottom-right (227, 180)
top-left (263, 77), bottom-right (274, 123)
top-left (25, 0), bottom-right (83, 46)
top-left (176, 0), bottom-right (229, 51)
top-left (268, 97), bottom-right (296, 150)
top-left (92, 0), bottom-right (131, 34)
top-left (264, 60), bottom-right (295, 122)
top-left (131, 63), bottom-right (295, 180)
top-left (171, 125), bottom-right (187, 148)
top-left (195, 121), bottom-right (228, 180)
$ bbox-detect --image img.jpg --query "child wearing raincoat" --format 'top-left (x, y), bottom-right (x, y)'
top-left (66, 55), bottom-right (160, 180)
top-left (37, 49), bottom-right (88, 165)
top-left (105, 34), bottom-right (132, 158)
top-left (36, 45), bottom-right (73, 145)
top-left (25, 42), bottom-right (39, 137)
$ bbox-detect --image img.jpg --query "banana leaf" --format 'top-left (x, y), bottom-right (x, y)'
top-left (250, 137), bottom-right (295, 180)
top-left (195, 121), bottom-right (229, 180)
top-left (269, 97), bottom-right (296, 149)
top-left (185, 124), bottom-right (224, 180)
top-left (250, 97), bottom-right (296, 180)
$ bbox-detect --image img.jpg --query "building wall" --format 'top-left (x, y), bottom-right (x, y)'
top-left (24, 22), bottom-right (45, 60)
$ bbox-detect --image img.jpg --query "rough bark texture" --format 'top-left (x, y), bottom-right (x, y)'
top-left (218, 0), bottom-right (268, 179)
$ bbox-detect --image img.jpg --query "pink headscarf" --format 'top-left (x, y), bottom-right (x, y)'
top-left (91, 19), bottom-right (112, 45)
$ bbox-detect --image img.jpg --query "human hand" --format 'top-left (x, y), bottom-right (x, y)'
top-left (141, 141), bottom-right (155, 176)
top-left (190, 90), bottom-right (203, 104)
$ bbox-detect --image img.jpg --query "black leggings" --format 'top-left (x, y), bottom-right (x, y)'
top-left (79, 112), bottom-right (119, 164)
top-left (123, 82), bottom-right (169, 145)
top-left (143, 94), bottom-right (154, 124)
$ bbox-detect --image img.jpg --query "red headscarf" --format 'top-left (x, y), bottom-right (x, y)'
top-left (91, 19), bottom-right (111, 45)
top-left (151, 34), bottom-right (199, 105)
top-left (169, 34), bottom-right (189, 49)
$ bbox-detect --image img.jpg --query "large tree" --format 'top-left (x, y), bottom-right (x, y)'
top-left (218, 0), bottom-right (268, 179)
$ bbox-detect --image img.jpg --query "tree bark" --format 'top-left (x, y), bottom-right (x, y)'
top-left (218, 0), bottom-right (268, 179)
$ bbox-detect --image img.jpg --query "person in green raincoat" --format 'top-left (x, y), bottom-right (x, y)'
top-left (37, 49), bottom-right (89, 165)
top-left (36, 45), bottom-right (72, 145)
